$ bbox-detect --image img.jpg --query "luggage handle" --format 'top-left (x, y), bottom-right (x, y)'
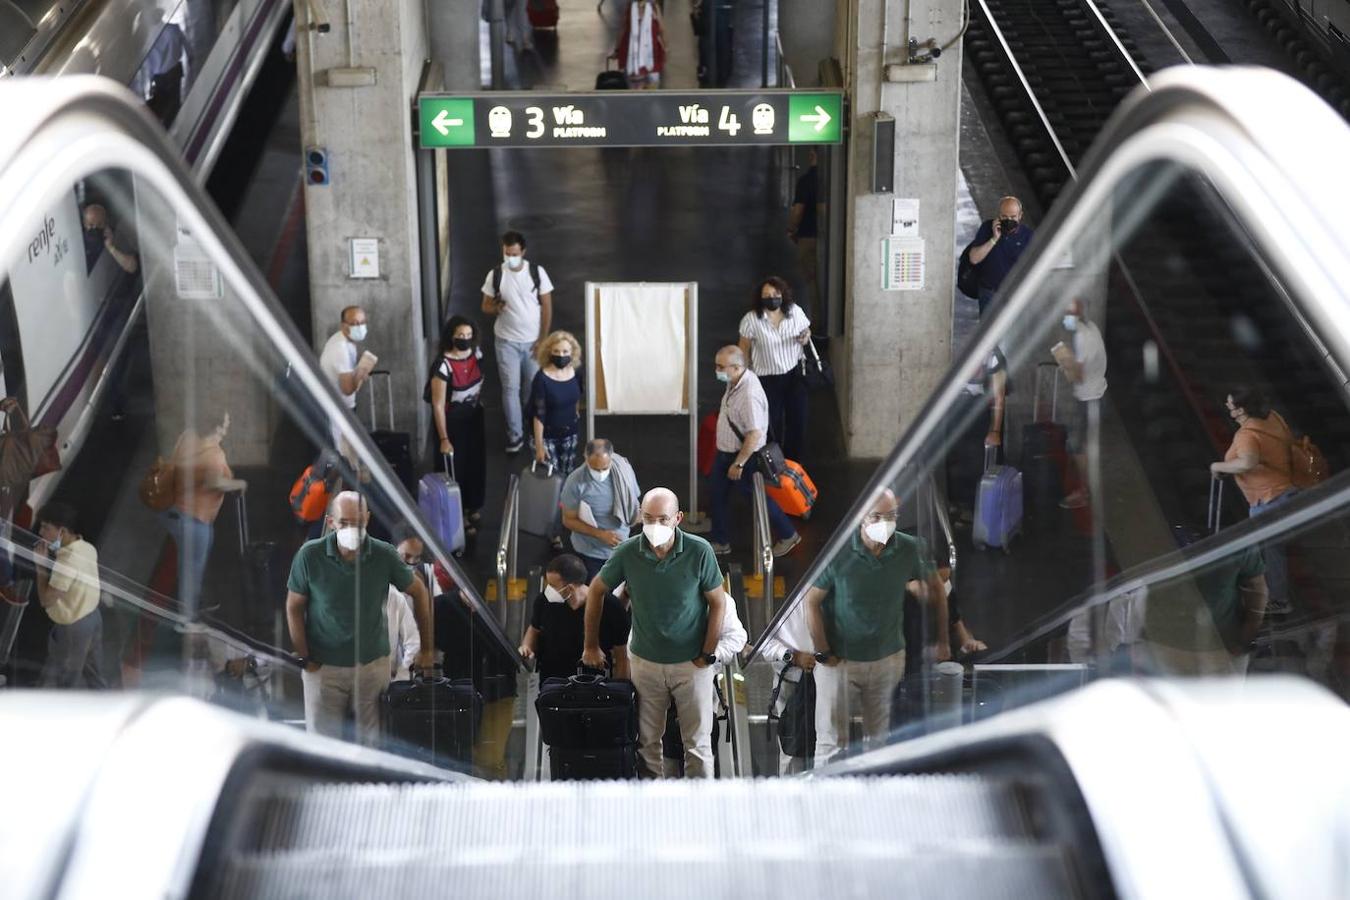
top-left (1034, 362), bottom-right (1060, 424)
top-left (443, 452), bottom-right (456, 482)
top-left (983, 445), bottom-right (998, 473)
top-left (411, 662), bottom-right (445, 683)
top-left (1208, 474), bottom-right (1224, 535)
top-left (366, 369), bottom-right (396, 432)
top-left (531, 460), bottom-right (555, 478)
top-left (235, 492), bottom-right (250, 555)
top-left (805, 333), bottom-right (823, 365)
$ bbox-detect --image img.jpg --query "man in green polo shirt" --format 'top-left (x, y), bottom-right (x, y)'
top-left (805, 489), bottom-right (949, 764)
top-left (285, 491), bottom-right (433, 744)
top-left (582, 487), bottom-right (728, 778)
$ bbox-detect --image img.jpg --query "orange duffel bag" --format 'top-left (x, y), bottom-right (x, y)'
top-left (766, 459), bottom-right (818, 519)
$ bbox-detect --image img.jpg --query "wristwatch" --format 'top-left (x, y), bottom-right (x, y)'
top-left (782, 650), bottom-right (794, 664)
top-left (814, 651), bottom-right (833, 664)
top-left (700, 651), bottom-right (717, 666)
top-left (293, 654), bottom-right (310, 669)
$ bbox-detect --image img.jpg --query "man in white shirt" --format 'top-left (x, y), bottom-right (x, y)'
top-left (480, 231), bottom-right (554, 454)
top-left (318, 305), bottom-right (376, 466)
top-left (32, 502), bottom-right (106, 688)
top-left (1054, 298), bottom-right (1108, 509)
top-left (758, 599), bottom-right (817, 773)
top-left (390, 537), bottom-right (430, 682)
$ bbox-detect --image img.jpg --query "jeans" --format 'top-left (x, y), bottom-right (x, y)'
top-left (162, 510), bottom-right (214, 619)
top-left (758, 370), bottom-right (809, 463)
top-left (41, 607), bottom-right (106, 688)
top-left (813, 650), bottom-right (906, 765)
top-left (1250, 488), bottom-right (1298, 606)
top-left (630, 653), bottom-right (718, 778)
top-left (496, 337), bottom-right (540, 445)
top-left (301, 655), bottom-right (391, 746)
top-left (579, 553), bottom-right (608, 584)
top-left (978, 287), bottom-right (996, 318)
top-left (708, 451), bottom-right (795, 546)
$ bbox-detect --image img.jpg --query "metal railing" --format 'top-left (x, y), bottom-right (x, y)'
top-left (750, 472), bottom-right (775, 636)
top-left (495, 474), bottom-right (520, 630)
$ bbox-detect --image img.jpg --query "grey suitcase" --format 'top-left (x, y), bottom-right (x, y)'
top-left (519, 460), bottom-right (564, 538)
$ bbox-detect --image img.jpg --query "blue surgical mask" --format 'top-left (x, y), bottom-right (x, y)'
top-left (1062, 315), bottom-right (1078, 332)
top-left (715, 371), bottom-right (730, 383)
top-left (348, 324), bottom-right (368, 342)
top-left (505, 255), bottom-right (524, 270)
top-left (48, 537), bottom-right (63, 552)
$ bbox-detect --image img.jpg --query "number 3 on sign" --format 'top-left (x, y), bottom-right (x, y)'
top-left (526, 107), bottom-right (545, 139)
top-left (718, 106), bottom-right (742, 136)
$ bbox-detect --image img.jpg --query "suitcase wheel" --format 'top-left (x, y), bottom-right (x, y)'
top-left (800, 509), bottom-right (812, 521)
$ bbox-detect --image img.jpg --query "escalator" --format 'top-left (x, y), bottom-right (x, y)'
top-left (3, 56), bottom-right (1350, 900)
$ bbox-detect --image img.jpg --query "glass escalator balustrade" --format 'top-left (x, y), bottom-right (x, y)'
top-left (0, 78), bottom-right (520, 781)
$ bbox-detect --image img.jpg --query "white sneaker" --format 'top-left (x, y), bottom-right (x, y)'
top-left (772, 533), bottom-right (802, 558)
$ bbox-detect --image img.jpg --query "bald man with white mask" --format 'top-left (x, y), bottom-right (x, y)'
top-left (285, 492), bottom-right (434, 744)
top-left (582, 488), bottom-right (728, 778)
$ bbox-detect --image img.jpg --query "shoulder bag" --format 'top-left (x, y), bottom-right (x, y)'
top-left (727, 417), bottom-right (786, 480)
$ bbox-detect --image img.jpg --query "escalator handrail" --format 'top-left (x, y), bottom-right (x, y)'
top-left (746, 66), bottom-right (1350, 663)
top-left (0, 76), bottom-right (525, 671)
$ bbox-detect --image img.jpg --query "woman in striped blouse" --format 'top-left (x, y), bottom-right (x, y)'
top-left (738, 276), bottom-right (811, 462)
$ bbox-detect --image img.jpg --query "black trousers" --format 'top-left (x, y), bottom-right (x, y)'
top-left (759, 369), bottom-right (808, 463)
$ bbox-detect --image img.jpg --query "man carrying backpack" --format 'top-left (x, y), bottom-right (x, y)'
top-left (481, 230), bottom-right (554, 455)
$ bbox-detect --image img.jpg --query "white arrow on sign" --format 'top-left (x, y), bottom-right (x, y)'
top-left (432, 109), bottom-right (464, 136)
top-left (801, 105), bottom-right (832, 133)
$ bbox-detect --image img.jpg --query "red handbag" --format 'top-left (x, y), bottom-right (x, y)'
top-left (0, 401), bottom-right (61, 490)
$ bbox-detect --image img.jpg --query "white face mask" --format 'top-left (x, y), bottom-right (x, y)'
top-left (544, 584), bottom-right (567, 604)
top-left (863, 520), bottom-right (896, 545)
top-left (505, 254), bottom-right (524, 270)
top-left (590, 466), bottom-right (611, 482)
top-left (48, 536), bottom-right (62, 552)
top-left (715, 371), bottom-right (730, 384)
top-left (643, 522), bottom-right (674, 547)
top-left (336, 526), bottom-right (365, 551)
top-left (1062, 315), bottom-right (1077, 332)
top-left (348, 324), bottom-right (368, 342)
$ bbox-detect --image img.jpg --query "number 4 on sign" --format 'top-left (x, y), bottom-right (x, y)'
top-left (718, 106), bottom-right (741, 136)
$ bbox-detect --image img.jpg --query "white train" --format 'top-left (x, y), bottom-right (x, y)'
top-left (2, 0), bottom-right (288, 520)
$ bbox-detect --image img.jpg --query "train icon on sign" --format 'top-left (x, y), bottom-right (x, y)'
top-left (752, 103), bottom-right (775, 135)
top-left (489, 106), bottom-right (513, 138)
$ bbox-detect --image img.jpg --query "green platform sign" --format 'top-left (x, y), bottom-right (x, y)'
top-left (417, 91), bottom-right (843, 149)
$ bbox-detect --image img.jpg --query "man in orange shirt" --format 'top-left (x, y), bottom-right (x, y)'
top-left (1210, 386), bottom-right (1298, 614)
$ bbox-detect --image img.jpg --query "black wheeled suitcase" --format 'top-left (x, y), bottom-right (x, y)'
top-left (382, 667), bottom-right (483, 767)
top-left (366, 370), bottom-right (416, 493)
top-left (536, 670), bottom-right (638, 779)
top-left (1022, 363), bottom-right (1068, 523)
top-left (235, 493), bottom-right (284, 636)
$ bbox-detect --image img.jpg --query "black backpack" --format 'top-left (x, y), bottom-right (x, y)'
top-left (768, 664), bottom-right (816, 758)
top-left (492, 261), bottom-right (542, 301)
top-left (956, 241), bottom-right (981, 299)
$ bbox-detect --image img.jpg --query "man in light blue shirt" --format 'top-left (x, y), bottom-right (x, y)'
top-left (560, 439), bottom-right (640, 582)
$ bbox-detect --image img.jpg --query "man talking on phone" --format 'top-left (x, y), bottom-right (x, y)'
top-left (966, 196), bottom-right (1035, 318)
top-left (319, 305), bottom-right (379, 467)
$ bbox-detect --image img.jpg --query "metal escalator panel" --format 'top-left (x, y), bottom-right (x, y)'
top-left (748, 65), bottom-right (1350, 767)
top-left (0, 77), bottom-right (522, 776)
top-left (207, 777), bottom-right (1087, 900)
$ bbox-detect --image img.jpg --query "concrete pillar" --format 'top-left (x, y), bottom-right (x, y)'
top-left (838, 0), bottom-right (963, 458)
top-left (294, 0), bottom-right (431, 451)
top-left (427, 0), bottom-right (482, 91)
top-left (777, 0), bottom-right (837, 86)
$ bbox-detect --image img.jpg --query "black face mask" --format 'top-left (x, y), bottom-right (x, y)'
top-left (83, 228), bottom-right (104, 258)
top-left (551, 355), bottom-right (571, 369)
top-left (762, 296), bottom-right (783, 312)
top-left (451, 338), bottom-right (473, 351)
top-left (999, 217), bottom-right (1019, 234)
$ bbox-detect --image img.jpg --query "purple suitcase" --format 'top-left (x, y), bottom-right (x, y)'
top-left (418, 453), bottom-right (466, 555)
top-left (973, 447), bottom-right (1022, 552)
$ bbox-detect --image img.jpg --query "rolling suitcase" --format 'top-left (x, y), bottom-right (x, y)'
top-left (536, 669), bottom-right (638, 780)
top-left (518, 460), bottom-right (563, 538)
top-left (418, 453), bottom-right (466, 554)
top-left (236, 493), bottom-right (284, 635)
top-left (366, 370), bottom-right (416, 493)
top-left (766, 459), bottom-right (818, 519)
top-left (697, 411), bottom-right (718, 476)
top-left (596, 69), bottom-right (628, 90)
top-left (1022, 363), bottom-right (1068, 523)
top-left (382, 666), bottom-right (483, 767)
top-left (973, 447), bottom-right (1022, 552)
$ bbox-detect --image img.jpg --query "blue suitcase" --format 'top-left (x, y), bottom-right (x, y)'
top-left (418, 453), bottom-right (466, 555)
top-left (973, 448), bottom-right (1022, 552)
